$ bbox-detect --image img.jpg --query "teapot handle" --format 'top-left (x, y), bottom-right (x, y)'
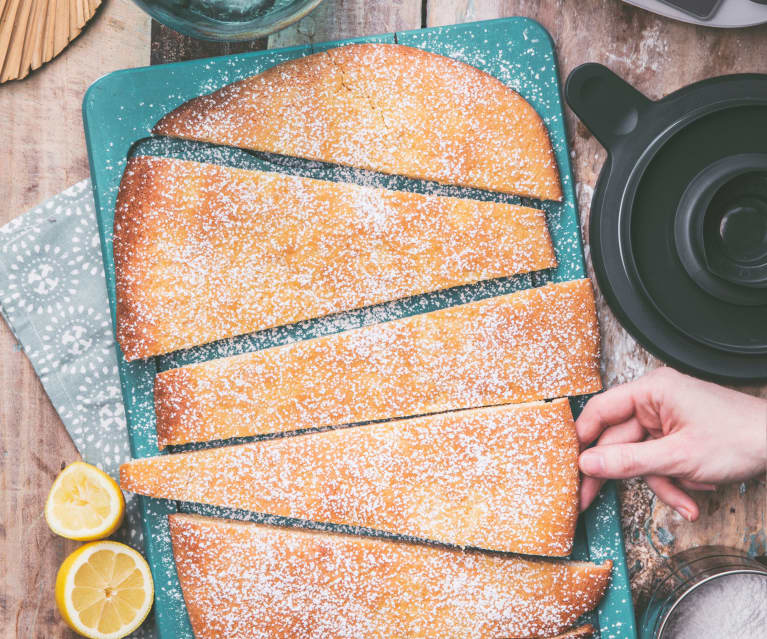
top-left (565, 63), bottom-right (652, 153)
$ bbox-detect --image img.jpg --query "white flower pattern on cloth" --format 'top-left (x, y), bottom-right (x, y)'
top-left (5, 243), bottom-right (79, 315)
top-left (0, 179), bottom-right (155, 638)
top-left (38, 305), bottom-right (114, 376)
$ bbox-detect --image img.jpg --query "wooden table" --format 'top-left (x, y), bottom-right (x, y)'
top-left (1, 0), bottom-right (765, 636)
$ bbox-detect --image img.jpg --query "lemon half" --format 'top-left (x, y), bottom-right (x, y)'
top-left (45, 461), bottom-right (125, 541)
top-left (55, 541), bottom-right (154, 639)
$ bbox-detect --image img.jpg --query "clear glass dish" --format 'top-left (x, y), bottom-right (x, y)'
top-left (132, 0), bottom-right (326, 41)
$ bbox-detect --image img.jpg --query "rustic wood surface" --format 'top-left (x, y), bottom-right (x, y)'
top-left (424, 0), bottom-right (767, 612)
top-left (1, 0), bottom-right (765, 636)
top-left (0, 2), bottom-right (150, 637)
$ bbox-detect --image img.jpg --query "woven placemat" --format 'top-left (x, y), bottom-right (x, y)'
top-left (0, 0), bottom-right (102, 83)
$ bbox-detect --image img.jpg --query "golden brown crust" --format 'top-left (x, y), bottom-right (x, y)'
top-left (546, 625), bottom-right (595, 639)
top-left (154, 279), bottom-right (602, 447)
top-left (154, 43), bottom-right (562, 200)
top-left (513, 625), bottom-right (593, 639)
top-left (169, 514), bottom-right (611, 639)
top-left (122, 399), bottom-right (578, 555)
top-left (113, 154), bottom-right (555, 360)
top-left (508, 626), bottom-right (595, 639)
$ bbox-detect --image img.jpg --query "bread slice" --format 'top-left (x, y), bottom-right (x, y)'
top-left (153, 43), bottom-right (562, 201)
top-left (169, 514), bottom-right (610, 639)
top-left (122, 399), bottom-right (578, 556)
top-left (154, 279), bottom-right (601, 447)
top-left (113, 154), bottom-right (556, 361)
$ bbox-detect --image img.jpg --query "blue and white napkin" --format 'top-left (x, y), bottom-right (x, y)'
top-left (0, 180), bottom-right (154, 638)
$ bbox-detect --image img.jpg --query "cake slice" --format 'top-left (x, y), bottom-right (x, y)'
top-left (168, 514), bottom-right (611, 639)
top-left (122, 399), bottom-right (579, 556)
top-left (153, 43), bottom-right (562, 201)
top-left (155, 279), bottom-right (601, 447)
top-left (114, 154), bottom-right (556, 360)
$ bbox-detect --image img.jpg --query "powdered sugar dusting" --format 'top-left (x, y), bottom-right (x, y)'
top-left (154, 279), bottom-right (602, 447)
top-left (168, 514), bottom-right (611, 639)
top-left (153, 44), bottom-right (562, 201)
top-left (85, 20), bottom-right (631, 638)
top-left (662, 573), bottom-right (767, 639)
top-left (113, 154), bottom-right (555, 360)
top-left (122, 400), bottom-right (578, 556)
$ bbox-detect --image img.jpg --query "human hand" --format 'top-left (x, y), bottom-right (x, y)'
top-left (577, 367), bottom-right (767, 521)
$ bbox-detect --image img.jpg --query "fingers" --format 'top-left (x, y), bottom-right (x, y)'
top-left (578, 420), bottom-right (712, 517)
top-left (576, 378), bottom-right (654, 446)
top-left (590, 417), bottom-right (645, 448)
top-left (576, 368), bottom-right (679, 446)
top-left (580, 476), bottom-right (712, 515)
top-left (645, 475), bottom-right (700, 521)
top-left (579, 435), bottom-right (683, 479)
top-left (579, 476), bottom-right (605, 512)
top-left (678, 479), bottom-right (717, 492)
top-left (579, 418), bottom-right (646, 511)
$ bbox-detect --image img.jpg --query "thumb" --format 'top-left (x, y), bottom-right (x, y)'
top-left (579, 436), bottom-right (683, 479)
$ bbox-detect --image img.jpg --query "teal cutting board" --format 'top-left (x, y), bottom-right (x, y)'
top-left (83, 17), bottom-right (636, 639)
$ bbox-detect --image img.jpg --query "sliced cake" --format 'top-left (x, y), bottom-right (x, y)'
top-left (122, 399), bottom-right (579, 556)
top-left (153, 43), bottom-right (562, 200)
top-left (154, 279), bottom-right (601, 447)
top-left (114, 155), bottom-right (555, 360)
top-left (168, 514), bottom-right (611, 639)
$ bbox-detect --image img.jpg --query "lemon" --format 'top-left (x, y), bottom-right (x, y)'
top-left (55, 541), bottom-right (154, 639)
top-left (45, 461), bottom-right (125, 541)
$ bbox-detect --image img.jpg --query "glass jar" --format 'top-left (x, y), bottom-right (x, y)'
top-left (132, 0), bottom-right (326, 41)
top-left (641, 545), bottom-right (767, 639)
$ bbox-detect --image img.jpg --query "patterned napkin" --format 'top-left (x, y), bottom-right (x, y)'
top-left (0, 179), bottom-right (154, 638)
